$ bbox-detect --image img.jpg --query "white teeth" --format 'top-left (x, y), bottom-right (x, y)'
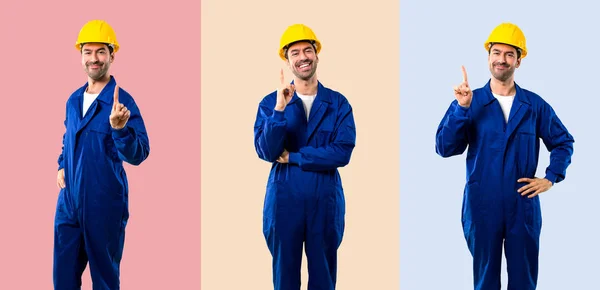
top-left (300, 64), bottom-right (309, 68)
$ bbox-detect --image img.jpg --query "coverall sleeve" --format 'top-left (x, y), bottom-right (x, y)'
top-left (287, 100), bottom-right (356, 171)
top-left (57, 104), bottom-right (67, 171)
top-left (254, 98), bottom-right (287, 163)
top-left (538, 102), bottom-right (574, 184)
top-left (435, 100), bottom-right (470, 157)
top-left (111, 99), bottom-right (150, 166)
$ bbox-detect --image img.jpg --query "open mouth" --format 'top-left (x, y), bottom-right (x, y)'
top-left (297, 62), bottom-right (312, 72)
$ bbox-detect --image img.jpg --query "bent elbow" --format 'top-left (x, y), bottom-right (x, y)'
top-left (256, 148), bottom-right (278, 163)
top-left (435, 145), bottom-right (454, 158)
top-left (127, 150), bottom-right (150, 166)
top-left (126, 157), bottom-right (145, 166)
top-left (338, 145), bottom-right (355, 167)
top-left (131, 158), bottom-right (145, 166)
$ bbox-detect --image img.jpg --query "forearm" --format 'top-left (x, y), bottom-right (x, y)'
top-left (288, 142), bottom-right (355, 171)
top-left (435, 103), bottom-right (470, 157)
top-left (544, 142), bottom-right (574, 184)
top-left (112, 125), bottom-right (150, 166)
top-left (57, 118), bottom-right (67, 171)
top-left (58, 145), bottom-right (65, 170)
top-left (254, 110), bottom-right (287, 162)
top-left (539, 104), bottom-right (575, 184)
top-left (57, 156), bottom-right (64, 171)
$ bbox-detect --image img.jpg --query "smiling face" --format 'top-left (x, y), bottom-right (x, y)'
top-left (488, 43), bottom-right (521, 82)
top-left (285, 41), bottom-right (319, 81)
top-left (81, 43), bottom-right (114, 81)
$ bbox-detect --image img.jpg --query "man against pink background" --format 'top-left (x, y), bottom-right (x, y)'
top-left (53, 20), bottom-right (150, 290)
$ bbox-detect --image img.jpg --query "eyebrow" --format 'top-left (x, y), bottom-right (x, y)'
top-left (290, 47), bottom-right (314, 53)
top-left (83, 47), bottom-right (106, 52)
top-left (492, 49), bottom-right (515, 54)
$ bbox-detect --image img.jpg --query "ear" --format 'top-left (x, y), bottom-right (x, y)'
top-left (110, 52), bottom-right (115, 64)
top-left (515, 58), bottom-right (521, 68)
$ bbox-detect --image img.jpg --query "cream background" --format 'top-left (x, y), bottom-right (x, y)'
top-left (201, 0), bottom-right (400, 289)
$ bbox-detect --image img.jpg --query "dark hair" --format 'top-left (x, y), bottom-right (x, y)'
top-left (283, 40), bottom-right (317, 60)
top-left (80, 43), bottom-right (114, 54)
top-left (488, 42), bottom-right (521, 59)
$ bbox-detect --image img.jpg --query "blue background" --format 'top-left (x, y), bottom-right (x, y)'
top-left (400, 0), bottom-right (599, 288)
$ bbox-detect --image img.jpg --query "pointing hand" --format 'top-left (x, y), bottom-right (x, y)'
top-left (454, 65), bottom-right (472, 108)
top-left (275, 69), bottom-right (295, 112)
top-left (109, 85), bottom-right (130, 130)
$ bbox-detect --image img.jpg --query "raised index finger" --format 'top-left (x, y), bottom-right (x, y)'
top-left (280, 68), bottom-right (285, 86)
top-left (113, 85), bottom-right (120, 108)
top-left (112, 86), bottom-right (120, 111)
top-left (461, 65), bottom-right (468, 83)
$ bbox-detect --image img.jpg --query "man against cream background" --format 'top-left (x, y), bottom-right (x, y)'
top-left (435, 23), bottom-right (574, 289)
top-left (53, 20), bottom-right (150, 289)
top-left (253, 24), bottom-right (356, 290)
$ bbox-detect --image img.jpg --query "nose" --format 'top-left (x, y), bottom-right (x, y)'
top-left (299, 51), bottom-right (308, 61)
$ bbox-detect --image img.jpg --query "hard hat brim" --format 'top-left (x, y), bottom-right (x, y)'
top-left (484, 41), bottom-right (527, 58)
top-left (278, 39), bottom-right (321, 61)
top-left (76, 42), bottom-right (120, 53)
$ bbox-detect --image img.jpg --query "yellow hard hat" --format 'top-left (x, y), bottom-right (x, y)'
top-left (279, 24), bottom-right (321, 60)
top-left (75, 20), bottom-right (120, 53)
top-left (484, 22), bottom-right (527, 58)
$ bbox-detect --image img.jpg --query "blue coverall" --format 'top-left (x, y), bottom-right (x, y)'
top-left (435, 80), bottom-right (574, 290)
top-left (53, 76), bottom-right (150, 290)
top-left (254, 81), bottom-right (356, 290)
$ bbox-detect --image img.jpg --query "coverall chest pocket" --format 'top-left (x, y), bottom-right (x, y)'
top-left (88, 122), bottom-right (119, 160)
top-left (315, 130), bottom-right (333, 147)
top-left (485, 130), bottom-right (505, 151)
top-left (515, 130), bottom-right (537, 177)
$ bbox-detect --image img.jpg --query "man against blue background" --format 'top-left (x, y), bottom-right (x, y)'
top-left (435, 22), bottom-right (574, 290)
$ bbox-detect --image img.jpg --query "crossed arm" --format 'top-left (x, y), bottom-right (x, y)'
top-left (253, 99), bottom-right (356, 171)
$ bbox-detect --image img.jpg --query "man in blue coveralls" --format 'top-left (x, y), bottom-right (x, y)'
top-left (435, 22), bottom-right (574, 290)
top-left (53, 20), bottom-right (150, 290)
top-left (254, 24), bottom-right (357, 290)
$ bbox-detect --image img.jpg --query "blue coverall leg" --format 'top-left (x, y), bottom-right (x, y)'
top-left (436, 81), bottom-right (574, 290)
top-left (53, 76), bottom-right (150, 290)
top-left (254, 81), bottom-right (355, 290)
top-left (53, 190), bottom-right (89, 288)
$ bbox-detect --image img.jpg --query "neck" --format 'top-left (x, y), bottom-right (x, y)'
top-left (490, 76), bottom-right (516, 96)
top-left (294, 75), bottom-right (318, 95)
top-left (86, 74), bottom-right (111, 94)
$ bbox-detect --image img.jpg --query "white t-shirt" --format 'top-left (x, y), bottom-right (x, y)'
top-left (492, 93), bottom-right (515, 123)
top-left (82, 91), bottom-right (99, 117)
top-left (297, 93), bottom-right (317, 120)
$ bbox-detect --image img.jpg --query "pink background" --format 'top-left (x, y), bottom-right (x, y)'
top-left (0, 1), bottom-right (200, 289)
